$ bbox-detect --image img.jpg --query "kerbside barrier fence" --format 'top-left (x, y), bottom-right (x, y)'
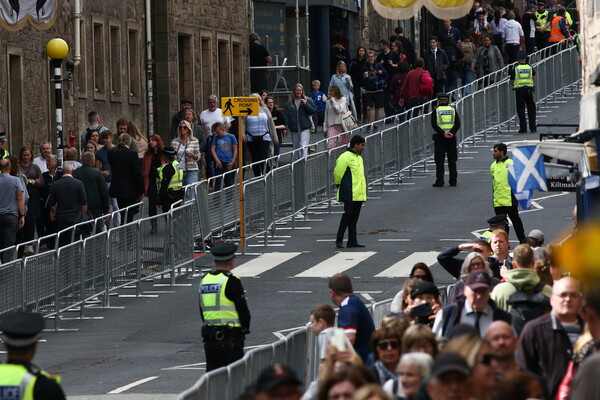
top-left (174, 44), bottom-right (581, 399)
top-left (0, 43), bottom-right (579, 399)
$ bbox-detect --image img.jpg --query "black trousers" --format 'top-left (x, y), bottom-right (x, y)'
top-left (434, 138), bottom-right (458, 185)
top-left (337, 201), bottom-right (363, 244)
top-left (248, 137), bottom-right (270, 177)
top-left (506, 44), bottom-right (520, 64)
top-left (525, 38), bottom-right (536, 55)
top-left (203, 331), bottom-right (244, 372)
top-left (494, 204), bottom-right (526, 243)
top-left (515, 87), bottom-right (536, 132)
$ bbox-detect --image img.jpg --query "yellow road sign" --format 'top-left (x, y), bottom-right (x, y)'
top-left (221, 97), bottom-right (260, 117)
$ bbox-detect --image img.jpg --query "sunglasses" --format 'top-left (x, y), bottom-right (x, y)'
top-left (412, 275), bottom-right (428, 280)
top-left (377, 340), bottom-right (400, 350)
top-left (477, 354), bottom-right (496, 365)
top-left (179, 126), bottom-right (188, 130)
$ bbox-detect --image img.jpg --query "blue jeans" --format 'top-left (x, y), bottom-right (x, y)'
top-left (183, 170), bottom-right (198, 186)
top-left (445, 70), bottom-right (458, 93)
top-left (462, 69), bottom-right (474, 95)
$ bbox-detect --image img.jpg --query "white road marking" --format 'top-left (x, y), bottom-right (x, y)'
top-left (374, 251), bottom-right (440, 278)
top-left (316, 239), bottom-right (337, 242)
top-left (153, 284), bottom-right (192, 287)
top-left (108, 376), bottom-right (159, 394)
top-left (295, 252), bottom-right (376, 278)
top-left (360, 293), bottom-right (374, 302)
top-left (162, 362), bottom-right (205, 371)
top-left (273, 332), bottom-right (285, 339)
top-left (277, 290), bottom-right (313, 293)
top-left (278, 226), bottom-right (312, 230)
top-left (234, 252), bottom-right (302, 277)
top-left (143, 291), bottom-right (176, 294)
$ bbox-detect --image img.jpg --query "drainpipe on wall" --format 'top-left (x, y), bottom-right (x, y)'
top-left (73, 0), bottom-right (81, 67)
top-left (145, 0), bottom-right (154, 136)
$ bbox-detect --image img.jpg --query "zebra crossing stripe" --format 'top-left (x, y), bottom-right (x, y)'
top-left (294, 252), bottom-right (376, 278)
top-left (374, 251), bottom-right (439, 278)
top-left (235, 252), bottom-right (302, 277)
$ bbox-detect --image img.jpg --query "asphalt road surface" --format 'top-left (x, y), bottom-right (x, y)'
top-left (19, 91), bottom-right (581, 399)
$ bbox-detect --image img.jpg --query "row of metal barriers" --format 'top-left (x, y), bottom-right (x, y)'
top-left (0, 42), bottom-right (580, 397)
top-left (174, 44), bottom-right (581, 399)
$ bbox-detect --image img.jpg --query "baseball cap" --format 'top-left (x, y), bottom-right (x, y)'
top-left (466, 270), bottom-right (492, 290)
top-left (527, 229), bottom-right (544, 242)
top-left (411, 282), bottom-right (440, 299)
top-left (255, 364), bottom-right (301, 393)
top-left (431, 352), bottom-right (470, 378)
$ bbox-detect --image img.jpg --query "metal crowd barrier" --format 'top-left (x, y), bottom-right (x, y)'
top-left (0, 41), bottom-right (579, 397)
top-left (176, 44), bottom-right (581, 399)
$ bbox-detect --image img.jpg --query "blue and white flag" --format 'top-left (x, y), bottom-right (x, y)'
top-left (508, 145), bottom-right (547, 210)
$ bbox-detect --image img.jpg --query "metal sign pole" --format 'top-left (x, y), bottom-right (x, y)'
top-left (238, 116), bottom-right (245, 253)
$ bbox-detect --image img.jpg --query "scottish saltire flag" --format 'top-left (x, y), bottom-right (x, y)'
top-left (508, 145), bottom-right (548, 210)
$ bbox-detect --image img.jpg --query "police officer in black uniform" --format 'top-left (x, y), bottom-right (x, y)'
top-left (431, 92), bottom-right (461, 187)
top-left (0, 134), bottom-right (9, 160)
top-left (0, 312), bottom-right (66, 399)
top-left (199, 242), bottom-right (250, 371)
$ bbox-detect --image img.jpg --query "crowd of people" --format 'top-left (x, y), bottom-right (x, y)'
top-left (242, 228), bottom-right (597, 400)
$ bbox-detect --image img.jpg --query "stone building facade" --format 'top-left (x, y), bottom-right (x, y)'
top-left (0, 0), bottom-right (251, 154)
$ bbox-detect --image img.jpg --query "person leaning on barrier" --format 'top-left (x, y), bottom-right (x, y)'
top-left (0, 312), bottom-right (66, 399)
top-left (431, 92), bottom-right (461, 188)
top-left (199, 242), bottom-right (250, 372)
top-left (156, 146), bottom-right (183, 212)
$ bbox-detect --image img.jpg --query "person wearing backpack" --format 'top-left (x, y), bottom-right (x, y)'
top-left (490, 244), bottom-right (552, 333)
top-left (441, 35), bottom-right (464, 93)
top-left (399, 58), bottom-right (432, 118)
top-left (458, 33), bottom-right (476, 94)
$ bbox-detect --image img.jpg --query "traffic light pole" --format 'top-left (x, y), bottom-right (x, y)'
top-left (51, 59), bottom-right (64, 166)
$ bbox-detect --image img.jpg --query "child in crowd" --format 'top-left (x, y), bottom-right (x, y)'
top-left (210, 122), bottom-right (238, 191)
top-left (310, 80), bottom-right (327, 133)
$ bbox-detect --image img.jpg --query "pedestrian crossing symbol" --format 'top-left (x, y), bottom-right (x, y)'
top-left (221, 97), bottom-right (260, 117)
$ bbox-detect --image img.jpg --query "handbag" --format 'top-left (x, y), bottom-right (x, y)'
top-left (341, 108), bottom-right (358, 132)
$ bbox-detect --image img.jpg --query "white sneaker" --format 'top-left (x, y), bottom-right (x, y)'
top-left (23, 245), bottom-right (34, 256)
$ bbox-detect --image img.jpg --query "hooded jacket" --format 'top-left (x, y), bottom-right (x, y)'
top-left (491, 268), bottom-right (553, 312)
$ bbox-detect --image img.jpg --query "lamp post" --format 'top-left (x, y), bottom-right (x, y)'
top-left (46, 38), bottom-right (69, 166)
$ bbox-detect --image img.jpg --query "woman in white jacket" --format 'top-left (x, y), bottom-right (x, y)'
top-left (323, 85), bottom-right (349, 150)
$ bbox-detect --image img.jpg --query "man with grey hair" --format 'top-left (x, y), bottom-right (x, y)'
top-left (47, 161), bottom-right (88, 247)
top-left (33, 142), bottom-right (52, 173)
top-left (199, 95), bottom-right (232, 181)
top-left (249, 33), bottom-right (272, 93)
top-left (73, 151), bottom-right (109, 228)
top-left (107, 133), bottom-right (144, 224)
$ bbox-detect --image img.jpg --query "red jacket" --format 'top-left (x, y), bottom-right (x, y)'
top-left (400, 68), bottom-right (433, 101)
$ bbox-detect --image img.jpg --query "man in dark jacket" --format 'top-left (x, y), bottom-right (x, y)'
top-left (432, 270), bottom-right (511, 338)
top-left (423, 37), bottom-right (449, 94)
top-left (516, 277), bottom-right (583, 400)
top-left (107, 133), bottom-right (144, 224)
top-left (73, 151), bottom-right (109, 230)
top-left (47, 161), bottom-right (88, 247)
top-left (333, 135), bottom-right (366, 249)
top-left (361, 52), bottom-right (387, 127)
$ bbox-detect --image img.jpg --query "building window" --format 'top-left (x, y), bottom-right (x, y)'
top-left (109, 25), bottom-right (122, 100)
top-left (232, 42), bottom-right (242, 95)
top-left (218, 40), bottom-right (230, 97)
top-left (178, 34), bottom-right (192, 102)
top-left (201, 37), bottom-right (211, 99)
top-left (77, 19), bottom-right (87, 98)
top-left (128, 28), bottom-right (141, 102)
top-left (7, 51), bottom-right (24, 151)
top-left (93, 22), bottom-right (105, 97)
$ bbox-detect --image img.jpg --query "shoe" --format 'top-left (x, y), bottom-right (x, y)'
top-left (23, 245), bottom-right (34, 256)
top-left (432, 182), bottom-right (444, 187)
top-left (346, 242), bottom-right (365, 248)
top-left (518, 130), bottom-right (527, 133)
top-left (335, 241), bottom-right (344, 249)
